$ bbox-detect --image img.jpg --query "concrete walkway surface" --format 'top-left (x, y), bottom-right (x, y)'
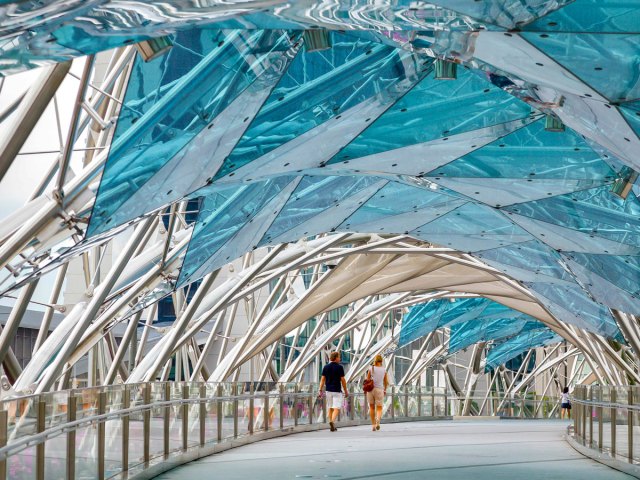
top-left (154, 420), bottom-right (634, 479)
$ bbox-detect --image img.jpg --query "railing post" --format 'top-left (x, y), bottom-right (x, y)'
top-left (322, 389), bottom-right (327, 423)
top-left (611, 388), bottom-right (616, 457)
top-left (36, 399), bottom-right (46, 480)
top-left (417, 385), bottom-right (422, 417)
top-left (143, 383), bottom-right (151, 466)
top-left (580, 386), bottom-right (587, 445)
top-left (589, 387), bottom-right (594, 448)
top-left (404, 388), bottom-right (409, 418)
top-left (391, 387), bottom-right (395, 421)
top-left (199, 384), bottom-right (206, 447)
top-left (163, 384), bottom-right (170, 458)
top-left (97, 391), bottom-right (106, 480)
top-left (293, 385), bottom-right (299, 427)
top-left (308, 387), bottom-right (313, 425)
top-left (431, 390), bottom-right (435, 417)
top-left (264, 385), bottom-right (270, 432)
top-left (249, 382), bottom-right (255, 435)
top-left (216, 385), bottom-right (223, 442)
top-left (0, 410), bottom-right (7, 480)
top-left (279, 385), bottom-right (284, 430)
top-left (66, 393), bottom-right (76, 480)
top-left (182, 384), bottom-right (189, 451)
top-left (233, 384), bottom-right (239, 438)
top-left (597, 387), bottom-right (603, 451)
top-left (122, 388), bottom-right (129, 474)
top-left (349, 390), bottom-right (355, 421)
top-left (628, 388), bottom-right (633, 463)
top-left (445, 393), bottom-right (450, 417)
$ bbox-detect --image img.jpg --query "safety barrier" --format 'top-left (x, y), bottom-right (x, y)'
top-left (571, 385), bottom-right (640, 467)
top-left (0, 382), bottom-right (453, 480)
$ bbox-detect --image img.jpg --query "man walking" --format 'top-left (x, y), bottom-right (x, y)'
top-left (318, 351), bottom-right (349, 432)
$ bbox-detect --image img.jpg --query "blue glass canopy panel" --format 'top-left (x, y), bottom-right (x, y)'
top-left (412, 202), bottom-right (532, 252)
top-left (522, 1), bottom-right (640, 34)
top-left (89, 28), bottom-right (296, 236)
top-left (329, 66), bottom-right (532, 163)
top-left (525, 281), bottom-right (623, 340)
top-left (504, 186), bottom-right (640, 247)
top-left (399, 297), bottom-right (513, 347)
top-left (562, 253), bottom-right (640, 315)
top-left (215, 33), bottom-right (424, 179)
top-left (434, 118), bottom-right (617, 180)
top-left (177, 177), bottom-right (295, 286)
top-left (484, 328), bottom-right (563, 372)
top-left (262, 176), bottom-right (382, 242)
top-left (522, 32), bottom-right (640, 102)
top-left (449, 317), bottom-right (546, 354)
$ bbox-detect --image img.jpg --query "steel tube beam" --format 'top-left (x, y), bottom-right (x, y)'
top-left (0, 62), bottom-right (71, 182)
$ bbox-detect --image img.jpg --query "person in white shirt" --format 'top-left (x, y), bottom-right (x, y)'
top-left (560, 386), bottom-right (571, 419)
top-left (365, 354), bottom-right (389, 431)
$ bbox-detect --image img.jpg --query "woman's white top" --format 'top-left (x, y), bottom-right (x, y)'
top-left (561, 392), bottom-right (570, 403)
top-left (369, 365), bottom-right (386, 389)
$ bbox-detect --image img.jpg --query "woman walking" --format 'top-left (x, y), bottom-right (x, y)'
top-left (560, 386), bottom-right (571, 419)
top-left (366, 354), bottom-right (389, 431)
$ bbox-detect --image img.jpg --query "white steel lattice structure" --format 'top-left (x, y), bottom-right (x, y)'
top-left (0, 0), bottom-right (638, 416)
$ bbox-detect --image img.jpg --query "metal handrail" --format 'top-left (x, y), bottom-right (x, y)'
top-left (0, 382), bottom-right (561, 480)
top-left (0, 391), bottom-right (310, 460)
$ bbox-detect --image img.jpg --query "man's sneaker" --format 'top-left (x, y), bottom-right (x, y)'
top-left (329, 421), bottom-right (336, 432)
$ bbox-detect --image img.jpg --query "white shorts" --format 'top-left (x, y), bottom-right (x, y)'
top-left (326, 391), bottom-right (343, 410)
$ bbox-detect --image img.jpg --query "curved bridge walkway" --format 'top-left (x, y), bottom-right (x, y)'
top-left (154, 420), bottom-right (631, 480)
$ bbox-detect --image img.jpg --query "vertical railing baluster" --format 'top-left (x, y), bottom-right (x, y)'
top-left (164, 384), bottom-right (170, 458)
top-left (264, 385), bottom-right (270, 432)
top-left (431, 389), bottom-right (435, 417)
top-left (0, 410), bottom-right (7, 480)
top-left (611, 388), bottom-right (616, 457)
top-left (182, 384), bottom-right (189, 451)
top-left (36, 399), bottom-right (46, 480)
top-left (233, 384), bottom-right (239, 438)
top-left (216, 385), bottom-right (223, 442)
top-left (248, 383), bottom-right (253, 435)
top-left (391, 387), bottom-right (395, 421)
top-left (66, 393), bottom-right (76, 480)
top-left (122, 388), bottom-right (129, 474)
top-left (628, 389), bottom-right (633, 463)
top-left (199, 384), bottom-right (206, 447)
top-left (404, 388), bottom-right (409, 419)
top-left (143, 384), bottom-right (151, 466)
top-left (97, 392), bottom-right (106, 480)
top-left (279, 385), bottom-right (284, 430)
top-left (293, 385), bottom-right (299, 427)
top-left (598, 387), bottom-right (603, 451)
top-left (589, 387), bottom-right (594, 448)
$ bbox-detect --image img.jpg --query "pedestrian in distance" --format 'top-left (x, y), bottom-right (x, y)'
top-left (318, 351), bottom-right (349, 432)
top-left (366, 354), bottom-right (389, 431)
top-left (560, 386), bottom-right (571, 419)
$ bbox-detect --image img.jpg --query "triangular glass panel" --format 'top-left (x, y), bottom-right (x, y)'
top-left (177, 176), bottom-right (296, 286)
top-left (89, 28), bottom-right (296, 236)
top-left (434, 118), bottom-right (616, 180)
top-left (503, 185), bottom-right (640, 247)
top-left (522, 0), bottom-right (640, 33)
top-left (563, 252), bottom-right (640, 314)
top-left (215, 32), bottom-right (426, 179)
top-left (475, 240), bottom-right (575, 284)
top-left (412, 203), bottom-right (532, 252)
top-left (522, 32), bottom-right (640, 102)
top-left (329, 66), bottom-right (531, 164)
